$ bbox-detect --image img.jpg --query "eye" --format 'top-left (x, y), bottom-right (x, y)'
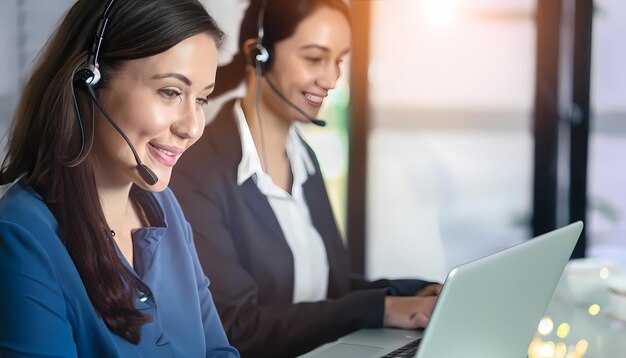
top-left (196, 97), bottom-right (210, 107)
top-left (158, 88), bottom-right (182, 101)
top-left (305, 57), bottom-right (323, 65)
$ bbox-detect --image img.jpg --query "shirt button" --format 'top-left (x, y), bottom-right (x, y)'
top-left (139, 292), bottom-right (148, 302)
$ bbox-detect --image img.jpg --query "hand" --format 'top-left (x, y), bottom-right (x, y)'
top-left (415, 283), bottom-right (442, 297)
top-left (383, 295), bottom-right (437, 329)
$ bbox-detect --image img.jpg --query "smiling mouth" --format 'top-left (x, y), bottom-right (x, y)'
top-left (146, 142), bottom-right (183, 167)
top-left (303, 92), bottom-right (325, 109)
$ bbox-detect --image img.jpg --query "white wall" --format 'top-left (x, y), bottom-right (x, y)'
top-left (201, 0), bottom-right (249, 66)
top-left (592, 0), bottom-right (626, 112)
top-left (366, 0), bottom-right (626, 281)
top-left (366, 0), bottom-right (536, 281)
top-left (0, 0), bottom-right (19, 98)
top-left (0, 0), bottom-right (74, 151)
top-left (369, 0), bottom-right (536, 113)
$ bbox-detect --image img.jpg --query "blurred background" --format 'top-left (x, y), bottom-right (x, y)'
top-left (0, 0), bottom-right (624, 283)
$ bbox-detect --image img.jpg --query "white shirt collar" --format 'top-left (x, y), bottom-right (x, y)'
top-left (233, 99), bottom-right (316, 192)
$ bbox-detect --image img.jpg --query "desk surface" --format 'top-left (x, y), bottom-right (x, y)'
top-left (528, 285), bottom-right (626, 358)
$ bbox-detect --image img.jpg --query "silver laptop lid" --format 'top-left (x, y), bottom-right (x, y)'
top-left (415, 221), bottom-right (583, 358)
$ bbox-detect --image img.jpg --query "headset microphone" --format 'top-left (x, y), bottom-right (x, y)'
top-left (264, 76), bottom-right (327, 127)
top-left (71, 0), bottom-right (158, 185)
top-left (253, 0), bottom-right (326, 128)
top-left (83, 84), bottom-right (159, 186)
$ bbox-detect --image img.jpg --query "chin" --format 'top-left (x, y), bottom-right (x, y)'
top-left (133, 170), bottom-right (170, 192)
top-left (134, 181), bottom-right (168, 193)
top-left (291, 109), bottom-right (317, 124)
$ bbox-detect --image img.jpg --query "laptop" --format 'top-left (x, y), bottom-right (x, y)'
top-left (300, 221), bottom-right (583, 358)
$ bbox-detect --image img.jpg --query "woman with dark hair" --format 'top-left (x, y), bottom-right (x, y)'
top-left (171, 0), bottom-right (441, 356)
top-left (0, 0), bottom-right (238, 356)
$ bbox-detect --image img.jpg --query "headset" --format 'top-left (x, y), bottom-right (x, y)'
top-left (251, 0), bottom-right (326, 128)
top-left (72, 0), bottom-right (158, 185)
top-left (72, 0), bottom-right (117, 86)
top-left (251, 0), bottom-right (270, 67)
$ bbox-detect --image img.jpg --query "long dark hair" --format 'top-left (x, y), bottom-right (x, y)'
top-left (213, 0), bottom-right (351, 97)
top-left (0, 0), bottom-right (222, 344)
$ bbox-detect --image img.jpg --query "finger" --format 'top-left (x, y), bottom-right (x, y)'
top-left (432, 284), bottom-right (442, 296)
top-left (408, 311), bottom-right (430, 328)
top-left (406, 297), bottom-right (438, 328)
top-left (416, 284), bottom-right (441, 297)
top-left (415, 284), bottom-right (436, 297)
top-left (417, 296), bottom-right (438, 316)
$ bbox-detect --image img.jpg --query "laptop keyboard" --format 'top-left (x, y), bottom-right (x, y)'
top-left (381, 338), bottom-right (422, 358)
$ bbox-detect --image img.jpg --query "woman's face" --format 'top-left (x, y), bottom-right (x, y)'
top-left (93, 33), bottom-right (218, 192)
top-left (262, 6), bottom-right (351, 124)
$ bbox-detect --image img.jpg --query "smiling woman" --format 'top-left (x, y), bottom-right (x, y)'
top-left (0, 0), bottom-right (238, 357)
top-left (170, 0), bottom-right (440, 357)
top-left (93, 33), bottom-right (217, 192)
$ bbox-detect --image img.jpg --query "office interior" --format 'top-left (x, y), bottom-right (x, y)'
top-left (1, 1), bottom-right (625, 357)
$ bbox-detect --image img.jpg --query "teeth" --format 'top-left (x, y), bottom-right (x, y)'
top-left (304, 93), bottom-right (323, 103)
top-left (157, 147), bottom-right (175, 156)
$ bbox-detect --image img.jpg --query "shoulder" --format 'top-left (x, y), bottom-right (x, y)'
top-left (0, 181), bottom-right (67, 292)
top-left (0, 180), bottom-right (60, 244)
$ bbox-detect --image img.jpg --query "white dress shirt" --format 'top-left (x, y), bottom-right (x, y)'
top-left (233, 100), bottom-right (329, 303)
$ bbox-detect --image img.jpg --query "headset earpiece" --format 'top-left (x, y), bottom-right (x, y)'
top-left (74, 0), bottom-right (116, 87)
top-left (252, 0), bottom-right (270, 69)
top-left (253, 44), bottom-right (270, 64)
top-left (73, 63), bottom-right (101, 86)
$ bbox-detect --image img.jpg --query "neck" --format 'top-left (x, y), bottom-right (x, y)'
top-left (92, 158), bottom-right (134, 231)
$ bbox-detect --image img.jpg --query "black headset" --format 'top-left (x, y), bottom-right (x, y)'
top-left (72, 0), bottom-right (158, 185)
top-left (73, 0), bottom-right (117, 86)
top-left (250, 0), bottom-right (270, 67)
top-left (250, 0), bottom-right (326, 127)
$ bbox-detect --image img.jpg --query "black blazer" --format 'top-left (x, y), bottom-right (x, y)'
top-left (170, 100), bottom-right (430, 357)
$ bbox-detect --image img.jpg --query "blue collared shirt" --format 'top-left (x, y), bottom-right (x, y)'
top-left (0, 178), bottom-right (239, 358)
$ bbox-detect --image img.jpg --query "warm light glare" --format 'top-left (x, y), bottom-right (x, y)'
top-left (528, 337), bottom-right (544, 357)
top-left (538, 317), bottom-right (554, 336)
top-left (556, 323), bottom-right (571, 338)
top-left (420, 0), bottom-right (461, 27)
top-left (576, 339), bottom-right (589, 355)
top-left (599, 267), bottom-right (610, 279)
top-left (539, 341), bottom-right (556, 357)
top-left (528, 336), bottom-right (587, 358)
top-left (555, 342), bottom-right (567, 357)
top-left (588, 304), bottom-right (601, 316)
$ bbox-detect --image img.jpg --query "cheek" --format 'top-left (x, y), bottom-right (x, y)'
top-left (119, 98), bottom-right (174, 141)
top-left (271, 56), bottom-right (312, 89)
top-left (288, 63), bottom-right (316, 87)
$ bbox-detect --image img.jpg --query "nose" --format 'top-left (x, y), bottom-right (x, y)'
top-left (316, 62), bottom-right (341, 91)
top-left (171, 98), bottom-right (204, 140)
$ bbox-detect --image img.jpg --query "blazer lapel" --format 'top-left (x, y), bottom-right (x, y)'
top-left (211, 101), bottom-right (288, 243)
top-left (302, 176), bottom-right (331, 242)
top-left (239, 178), bottom-right (286, 240)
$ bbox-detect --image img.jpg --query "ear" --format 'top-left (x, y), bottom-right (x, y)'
top-left (243, 38), bottom-right (260, 67)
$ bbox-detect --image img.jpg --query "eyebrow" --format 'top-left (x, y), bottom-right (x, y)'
top-left (151, 72), bottom-right (215, 90)
top-left (299, 44), bottom-right (351, 57)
